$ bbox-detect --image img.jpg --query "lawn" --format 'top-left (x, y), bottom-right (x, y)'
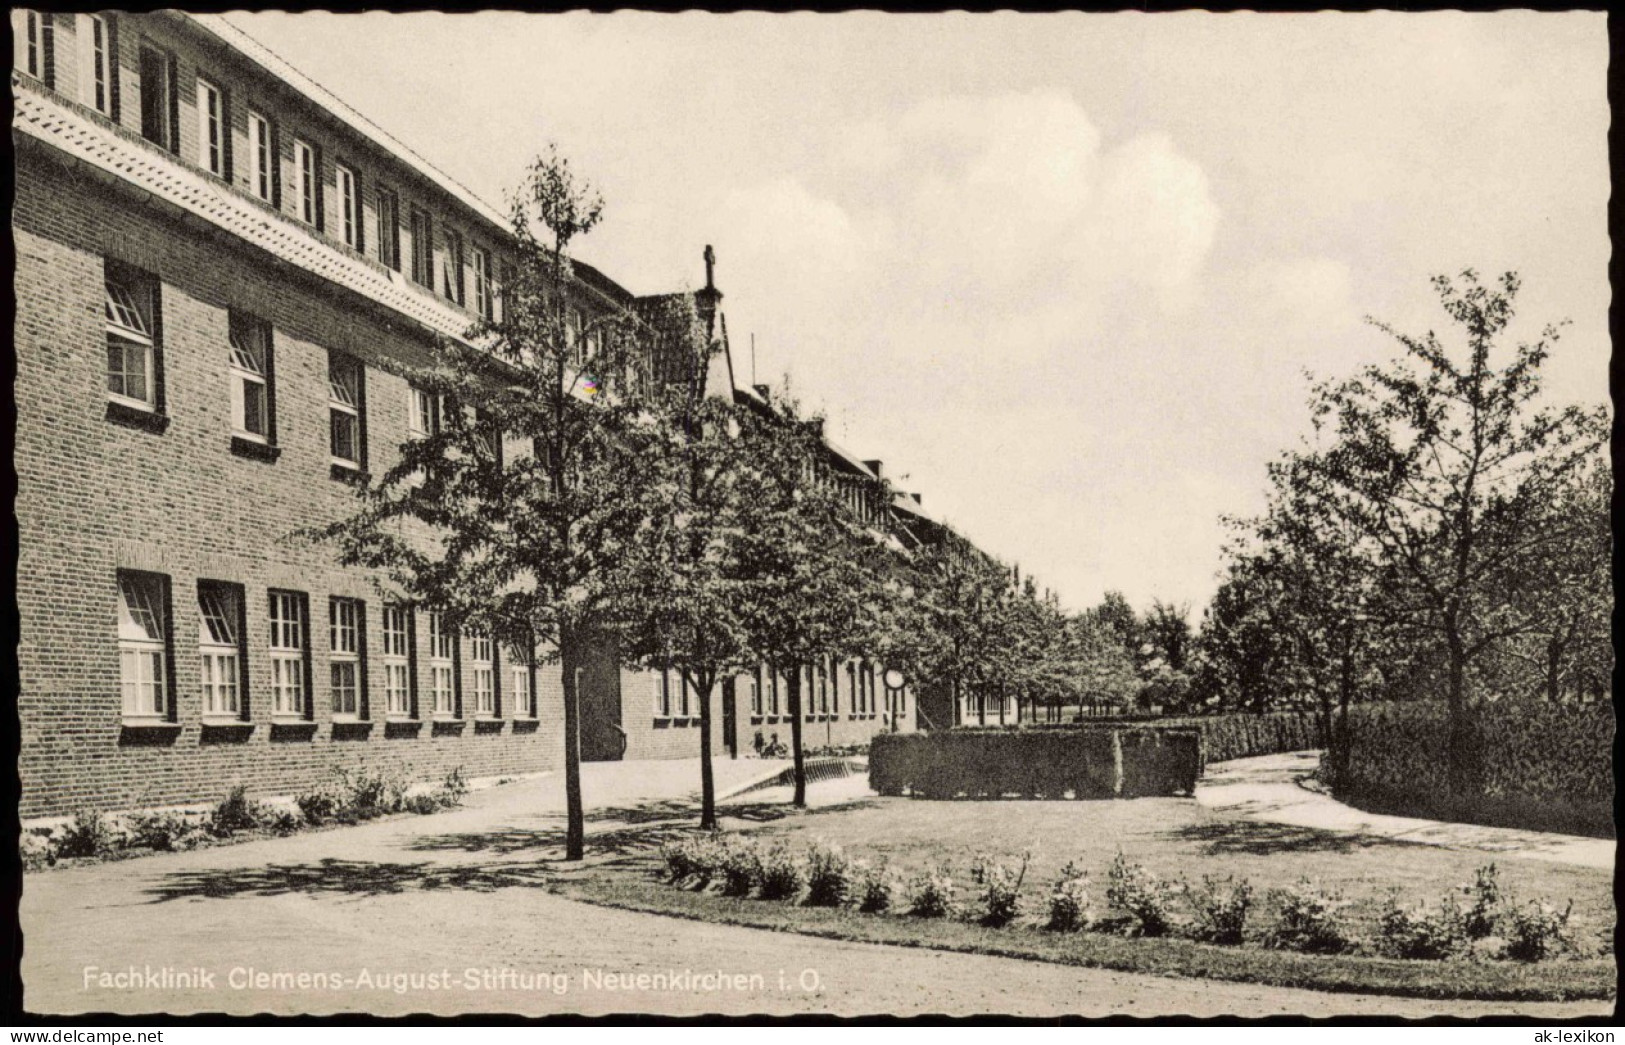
top-left (549, 792), bottom-right (1616, 1002)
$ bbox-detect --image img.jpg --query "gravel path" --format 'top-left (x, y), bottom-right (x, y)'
top-left (1198, 751), bottom-right (1614, 870)
top-left (20, 756), bottom-right (1611, 1018)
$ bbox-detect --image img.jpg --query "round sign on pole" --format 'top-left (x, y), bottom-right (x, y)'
top-left (883, 668), bottom-right (905, 690)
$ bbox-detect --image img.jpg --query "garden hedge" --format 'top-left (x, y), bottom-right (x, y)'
top-left (951, 710), bottom-right (1324, 764)
top-left (870, 727), bottom-right (1200, 799)
top-left (1326, 700), bottom-right (1615, 839)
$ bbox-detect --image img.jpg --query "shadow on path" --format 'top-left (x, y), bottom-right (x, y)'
top-left (407, 800), bottom-right (805, 856)
top-left (144, 857), bottom-right (553, 903)
top-left (1164, 818), bottom-right (1401, 856)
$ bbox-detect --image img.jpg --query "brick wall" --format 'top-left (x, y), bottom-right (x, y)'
top-left (14, 153), bottom-right (570, 818)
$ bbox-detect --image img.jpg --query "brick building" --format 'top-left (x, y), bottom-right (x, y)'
top-left (12, 10), bottom-right (917, 819)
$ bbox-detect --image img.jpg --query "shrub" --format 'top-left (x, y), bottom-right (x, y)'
top-left (1502, 900), bottom-right (1574, 963)
top-left (1460, 863), bottom-right (1503, 940)
top-left (658, 833), bottom-right (727, 888)
top-left (854, 860), bottom-right (900, 914)
top-left (756, 842), bottom-right (804, 901)
top-left (1186, 875), bottom-right (1253, 946)
top-left (129, 810), bottom-right (208, 852)
top-left (906, 863), bottom-right (958, 918)
top-left (20, 829), bottom-right (56, 871)
top-left (804, 840), bottom-right (856, 908)
top-left (402, 793), bottom-right (443, 816)
top-left (339, 768), bottom-right (407, 819)
top-left (1377, 893), bottom-right (1468, 960)
top-left (296, 782), bottom-right (345, 825)
top-left (209, 785), bottom-right (276, 836)
top-left (970, 849), bottom-right (1031, 927)
top-left (1265, 879), bottom-right (1354, 954)
top-left (437, 766), bottom-right (470, 806)
top-left (659, 836), bottom-right (702, 883)
top-left (1045, 861), bottom-right (1091, 932)
top-left (56, 810), bottom-right (119, 859)
top-left (1105, 852), bottom-right (1176, 937)
top-left (717, 837), bottom-right (762, 898)
top-left (268, 809), bottom-right (302, 835)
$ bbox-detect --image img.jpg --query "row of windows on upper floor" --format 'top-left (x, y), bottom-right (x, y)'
top-left (15, 10), bottom-right (512, 321)
top-left (116, 569), bottom-right (537, 727)
top-left (100, 260), bottom-right (619, 471)
top-left (654, 658), bottom-right (903, 724)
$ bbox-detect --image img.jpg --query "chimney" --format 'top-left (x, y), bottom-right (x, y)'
top-left (863, 459), bottom-right (883, 477)
top-left (696, 245), bottom-right (722, 341)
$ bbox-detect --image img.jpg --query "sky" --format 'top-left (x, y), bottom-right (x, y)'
top-left (228, 11), bottom-right (1611, 616)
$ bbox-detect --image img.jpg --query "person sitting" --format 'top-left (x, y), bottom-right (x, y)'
top-left (764, 732), bottom-right (789, 758)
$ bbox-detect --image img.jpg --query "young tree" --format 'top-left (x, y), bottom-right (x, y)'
top-left (309, 146), bottom-right (658, 860)
top-left (1291, 270), bottom-right (1605, 793)
top-left (731, 387), bottom-right (893, 806)
top-left (610, 295), bottom-right (758, 828)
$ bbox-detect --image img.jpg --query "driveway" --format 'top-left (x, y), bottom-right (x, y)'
top-left (1198, 751), bottom-right (1614, 871)
top-left (19, 756), bottom-right (1610, 1018)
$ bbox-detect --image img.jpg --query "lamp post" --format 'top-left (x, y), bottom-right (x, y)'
top-left (883, 668), bottom-right (906, 733)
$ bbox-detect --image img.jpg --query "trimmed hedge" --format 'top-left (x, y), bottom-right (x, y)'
top-left (1327, 700), bottom-right (1615, 839)
top-left (871, 728), bottom-right (1200, 799)
top-left (954, 710), bottom-right (1325, 764)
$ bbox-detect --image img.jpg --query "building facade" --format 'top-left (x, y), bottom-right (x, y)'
top-left (12, 10), bottom-right (915, 819)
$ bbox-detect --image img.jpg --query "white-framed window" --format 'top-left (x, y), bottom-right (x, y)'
top-left (376, 187), bottom-right (400, 271)
top-left (566, 307), bottom-right (583, 364)
top-left (329, 352), bottom-right (363, 468)
top-left (441, 228), bottom-right (464, 305)
top-left (138, 43), bottom-right (175, 152)
top-left (507, 642), bottom-right (534, 718)
top-left (749, 667), bottom-right (763, 719)
top-left (14, 11), bottom-right (51, 84)
top-left (292, 139), bottom-right (317, 226)
top-left (847, 662), bottom-right (858, 718)
top-left (330, 597), bottom-right (362, 719)
top-left (105, 271), bottom-right (157, 410)
top-left (336, 163), bottom-right (360, 250)
top-left (196, 77), bottom-right (224, 177)
top-left (866, 663), bottom-right (878, 717)
top-left (652, 666), bottom-right (671, 720)
top-left (472, 247), bottom-right (493, 322)
top-left (269, 591), bottom-right (307, 718)
top-left (768, 663), bottom-right (781, 718)
top-left (198, 582), bottom-right (242, 718)
top-left (81, 14), bottom-right (112, 117)
top-left (470, 632), bottom-right (495, 718)
top-left (228, 314), bottom-right (271, 442)
top-left (407, 386), bottom-right (441, 439)
top-left (410, 206), bottom-right (433, 288)
top-left (247, 110), bottom-right (273, 203)
top-left (118, 571), bottom-right (168, 720)
top-left (381, 604), bottom-right (412, 718)
top-left (427, 610), bottom-right (456, 717)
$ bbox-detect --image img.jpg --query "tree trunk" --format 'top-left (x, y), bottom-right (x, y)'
top-left (1545, 636), bottom-right (1562, 703)
top-left (698, 672), bottom-right (716, 830)
top-left (1445, 623), bottom-right (1471, 797)
top-left (787, 663), bottom-right (807, 807)
top-left (559, 625), bottom-right (585, 861)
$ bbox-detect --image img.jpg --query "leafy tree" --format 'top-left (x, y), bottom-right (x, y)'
top-left (310, 146), bottom-right (657, 860)
top-left (731, 387), bottom-right (893, 806)
top-left (1143, 600), bottom-right (1193, 673)
top-left (1287, 270), bottom-right (1604, 793)
top-left (609, 296), bottom-right (757, 829)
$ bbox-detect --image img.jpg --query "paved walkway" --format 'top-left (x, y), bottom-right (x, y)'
top-left (20, 756), bottom-right (1610, 1018)
top-left (1197, 751), bottom-right (1614, 870)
